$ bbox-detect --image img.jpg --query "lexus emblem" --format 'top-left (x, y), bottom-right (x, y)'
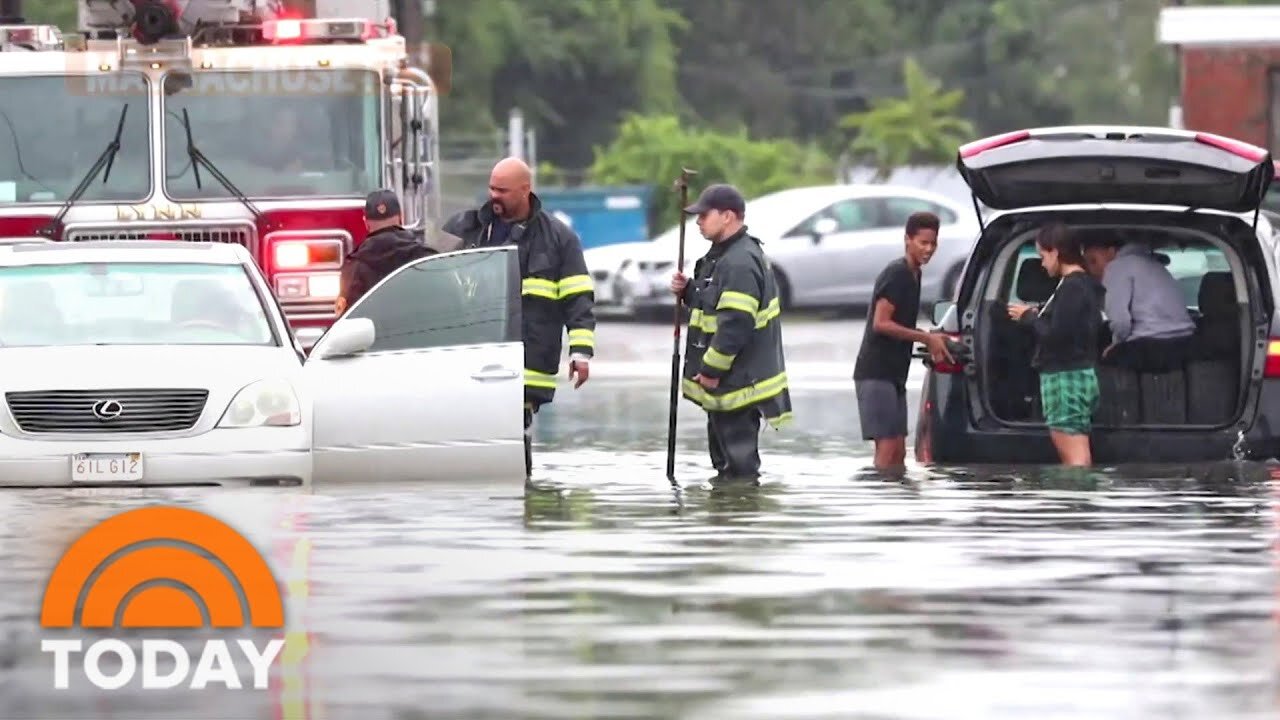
top-left (91, 399), bottom-right (124, 421)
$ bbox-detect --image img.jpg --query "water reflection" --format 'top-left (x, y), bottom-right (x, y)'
top-left (0, 379), bottom-right (1276, 719)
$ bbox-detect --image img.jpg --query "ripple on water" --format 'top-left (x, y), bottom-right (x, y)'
top-left (0, 443), bottom-right (1274, 719)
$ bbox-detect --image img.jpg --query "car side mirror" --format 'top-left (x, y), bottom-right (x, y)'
top-left (315, 317), bottom-right (375, 359)
top-left (931, 300), bottom-right (955, 326)
top-left (810, 217), bottom-right (838, 243)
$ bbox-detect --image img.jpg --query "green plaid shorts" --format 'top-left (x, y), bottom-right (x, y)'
top-left (1039, 368), bottom-right (1100, 435)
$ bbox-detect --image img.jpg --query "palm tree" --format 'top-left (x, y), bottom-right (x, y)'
top-left (839, 57), bottom-right (976, 181)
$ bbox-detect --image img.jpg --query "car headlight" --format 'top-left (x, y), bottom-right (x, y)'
top-left (218, 379), bottom-right (301, 428)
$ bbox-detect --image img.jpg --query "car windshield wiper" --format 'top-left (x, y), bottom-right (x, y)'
top-left (41, 104), bottom-right (129, 238)
top-left (178, 108), bottom-right (269, 228)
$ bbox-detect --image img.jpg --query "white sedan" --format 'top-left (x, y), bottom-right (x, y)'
top-left (0, 240), bottom-right (526, 487)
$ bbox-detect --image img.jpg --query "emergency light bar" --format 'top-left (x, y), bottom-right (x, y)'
top-left (0, 24), bottom-right (63, 51)
top-left (262, 18), bottom-right (381, 44)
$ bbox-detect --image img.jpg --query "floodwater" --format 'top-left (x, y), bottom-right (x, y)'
top-left (0, 319), bottom-right (1277, 719)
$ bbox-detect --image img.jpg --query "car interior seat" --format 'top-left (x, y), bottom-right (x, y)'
top-left (983, 257), bottom-right (1059, 421)
top-left (1194, 271), bottom-right (1238, 361)
top-left (171, 278), bottom-right (244, 330)
top-left (0, 280), bottom-right (66, 343)
top-left (1184, 270), bottom-right (1240, 424)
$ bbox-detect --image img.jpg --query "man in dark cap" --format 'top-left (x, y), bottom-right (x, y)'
top-left (669, 183), bottom-right (792, 484)
top-left (335, 189), bottom-right (435, 314)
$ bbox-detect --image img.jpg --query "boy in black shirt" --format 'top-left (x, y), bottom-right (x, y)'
top-left (854, 211), bottom-right (954, 470)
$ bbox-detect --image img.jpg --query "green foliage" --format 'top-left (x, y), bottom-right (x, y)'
top-left (20, 0), bottom-right (76, 30)
top-left (588, 114), bottom-right (834, 230)
top-left (839, 57), bottom-right (975, 181)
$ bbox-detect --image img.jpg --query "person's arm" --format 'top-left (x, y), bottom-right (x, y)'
top-left (699, 261), bottom-right (763, 379)
top-left (555, 227), bottom-right (596, 363)
top-left (870, 268), bottom-right (932, 344)
top-left (1103, 262), bottom-right (1133, 343)
top-left (338, 256), bottom-right (372, 311)
top-left (1029, 279), bottom-right (1087, 347)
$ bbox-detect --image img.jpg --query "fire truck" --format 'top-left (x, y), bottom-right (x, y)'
top-left (0, 0), bottom-right (444, 349)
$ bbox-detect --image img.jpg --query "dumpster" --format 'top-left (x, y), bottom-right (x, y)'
top-left (536, 185), bottom-right (653, 250)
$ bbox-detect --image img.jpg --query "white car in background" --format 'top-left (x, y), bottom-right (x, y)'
top-left (585, 184), bottom-right (980, 319)
top-left (0, 241), bottom-right (526, 487)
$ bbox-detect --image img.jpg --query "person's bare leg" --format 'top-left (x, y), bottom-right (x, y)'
top-left (874, 437), bottom-right (907, 469)
top-left (1049, 430), bottom-right (1092, 466)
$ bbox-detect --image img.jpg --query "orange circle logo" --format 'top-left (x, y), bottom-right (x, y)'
top-left (40, 506), bottom-right (284, 629)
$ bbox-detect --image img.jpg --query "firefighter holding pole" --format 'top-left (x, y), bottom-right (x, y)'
top-left (668, 182), bottom-right (792, 485)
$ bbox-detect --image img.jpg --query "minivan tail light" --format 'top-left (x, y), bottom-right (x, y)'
top-left (931, 333), bottom-right (966, 374)
top-left (1264, 339), bottom-right (1280, 378)
top-left (1195, 132), bottom-right (1270, 163)
top-left (958, 130), bottom-right (1031, 159)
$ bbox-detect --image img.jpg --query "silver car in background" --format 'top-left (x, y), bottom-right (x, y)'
top-left (585, 184), bottom-right (981, 319)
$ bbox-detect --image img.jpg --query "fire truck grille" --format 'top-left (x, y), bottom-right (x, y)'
top-left (6, 388), bottom-right (209, 434)
top-left (64, 226), bottom-right (257, 254)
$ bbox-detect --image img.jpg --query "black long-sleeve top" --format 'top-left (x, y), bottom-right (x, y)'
top-left (1018, 270), bottom-right (1105, 373)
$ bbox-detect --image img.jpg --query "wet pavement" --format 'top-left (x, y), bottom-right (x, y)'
top-left (0, 318), bottom-right (1277, 719)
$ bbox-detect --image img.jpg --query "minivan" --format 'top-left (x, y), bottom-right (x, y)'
top-left (915, 125), bottom-right (1280, 464)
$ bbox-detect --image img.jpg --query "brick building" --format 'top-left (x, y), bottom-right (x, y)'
top-left (1159, 4), bottom-right (1280, 150)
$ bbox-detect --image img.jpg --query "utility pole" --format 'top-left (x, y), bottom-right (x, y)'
top-left (395, 0), bottom-right (426, 66)
top-left (0, 0), bottom-right (23, 23)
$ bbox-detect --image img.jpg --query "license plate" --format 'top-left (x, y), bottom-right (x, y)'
top-left (71, 453), bottom-right (144, 482)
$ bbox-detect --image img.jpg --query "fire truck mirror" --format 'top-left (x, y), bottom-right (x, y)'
top-left (425, 44), bottom-right (452, 96)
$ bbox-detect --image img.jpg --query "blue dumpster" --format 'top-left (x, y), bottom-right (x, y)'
top-left (536, 185), bottom-right (653, 250)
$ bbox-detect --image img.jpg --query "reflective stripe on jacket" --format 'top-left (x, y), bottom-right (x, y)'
top-left (681, 228), bottom-right (791, 426)
top-left (442, 192), bottom-right (596, 405)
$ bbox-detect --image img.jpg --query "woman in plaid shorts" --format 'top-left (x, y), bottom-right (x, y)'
top-left (1008, 223), bottom-right (1106, 466)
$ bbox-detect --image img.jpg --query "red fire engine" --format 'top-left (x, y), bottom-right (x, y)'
top-left (0, 0), bottom-right (444, 349)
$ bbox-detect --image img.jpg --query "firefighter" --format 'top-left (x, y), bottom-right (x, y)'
top-left (669, 184), bottom-right (792, 483)
top-left (335, 189), bottom-right (434, 315)
top-left (442, 157), bottom-right (596, 480)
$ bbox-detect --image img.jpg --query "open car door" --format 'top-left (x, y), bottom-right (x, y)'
top-left (303, 246), bottom-right (525, 483)
top-left (956, 126), bottom-right (1275, 215)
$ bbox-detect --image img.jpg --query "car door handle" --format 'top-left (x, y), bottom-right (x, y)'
top-left (471, 365), bottom-right (519, 382)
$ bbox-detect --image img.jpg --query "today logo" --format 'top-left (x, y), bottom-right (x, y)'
top-left (39, 506), bottom-right (286, 690)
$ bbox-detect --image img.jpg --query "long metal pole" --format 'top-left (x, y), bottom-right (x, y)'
top-left (665, 168), bottom-right (697, 485)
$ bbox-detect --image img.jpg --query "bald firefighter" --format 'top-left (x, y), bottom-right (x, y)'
top-left (442, 157), bottom-right (596, 480)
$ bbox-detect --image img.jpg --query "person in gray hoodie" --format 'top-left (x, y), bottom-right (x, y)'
top-left (1082, 238), bottom-right (1196, 373)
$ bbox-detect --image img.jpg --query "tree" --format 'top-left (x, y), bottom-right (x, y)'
top-left (838, 57), bottom-right (975, 180)
top-left (588, 113), bottom-right (833, 230)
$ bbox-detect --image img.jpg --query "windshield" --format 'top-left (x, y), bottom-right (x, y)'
top-left (0, 262), bottom-right (276, 347)
top-left (0, 75), bottom-right (151, 204)
top-left (162, 70), bottom-right (380, 199)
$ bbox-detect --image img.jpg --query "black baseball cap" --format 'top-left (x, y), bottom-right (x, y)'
top-left (683, 183), bottom-right (746, 216)
top-left (364, 189), bottom-right (402, 220)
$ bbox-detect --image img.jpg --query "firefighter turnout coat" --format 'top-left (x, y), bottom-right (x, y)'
top-left (442, 192), bottom-right (596, 405)
top-left (681, 228), bottom-right (792, 425)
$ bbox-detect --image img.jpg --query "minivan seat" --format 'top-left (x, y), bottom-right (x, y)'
top-left (1185, 270), bottom-right (1239, 424)
top-left (982, 258), bottom-right (1057, 421)
top-left (1015, 258), bottom-right (1057, 304)
top-left (1195, 271), bottom-right (1238, 361)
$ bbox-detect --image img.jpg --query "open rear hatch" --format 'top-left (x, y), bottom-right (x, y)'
top-left (956, 126), bottom-right (1274, 218)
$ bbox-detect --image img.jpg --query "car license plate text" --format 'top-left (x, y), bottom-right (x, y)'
top-left (71, 453), bottom-right (143, 482)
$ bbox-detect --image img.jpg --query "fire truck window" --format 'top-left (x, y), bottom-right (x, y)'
top-left (0, 75), bottom-right (151, 204)
top-left (161, 69), bottom-right (380, 199)
top-left (345, 250), bottom-right (515, 353)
